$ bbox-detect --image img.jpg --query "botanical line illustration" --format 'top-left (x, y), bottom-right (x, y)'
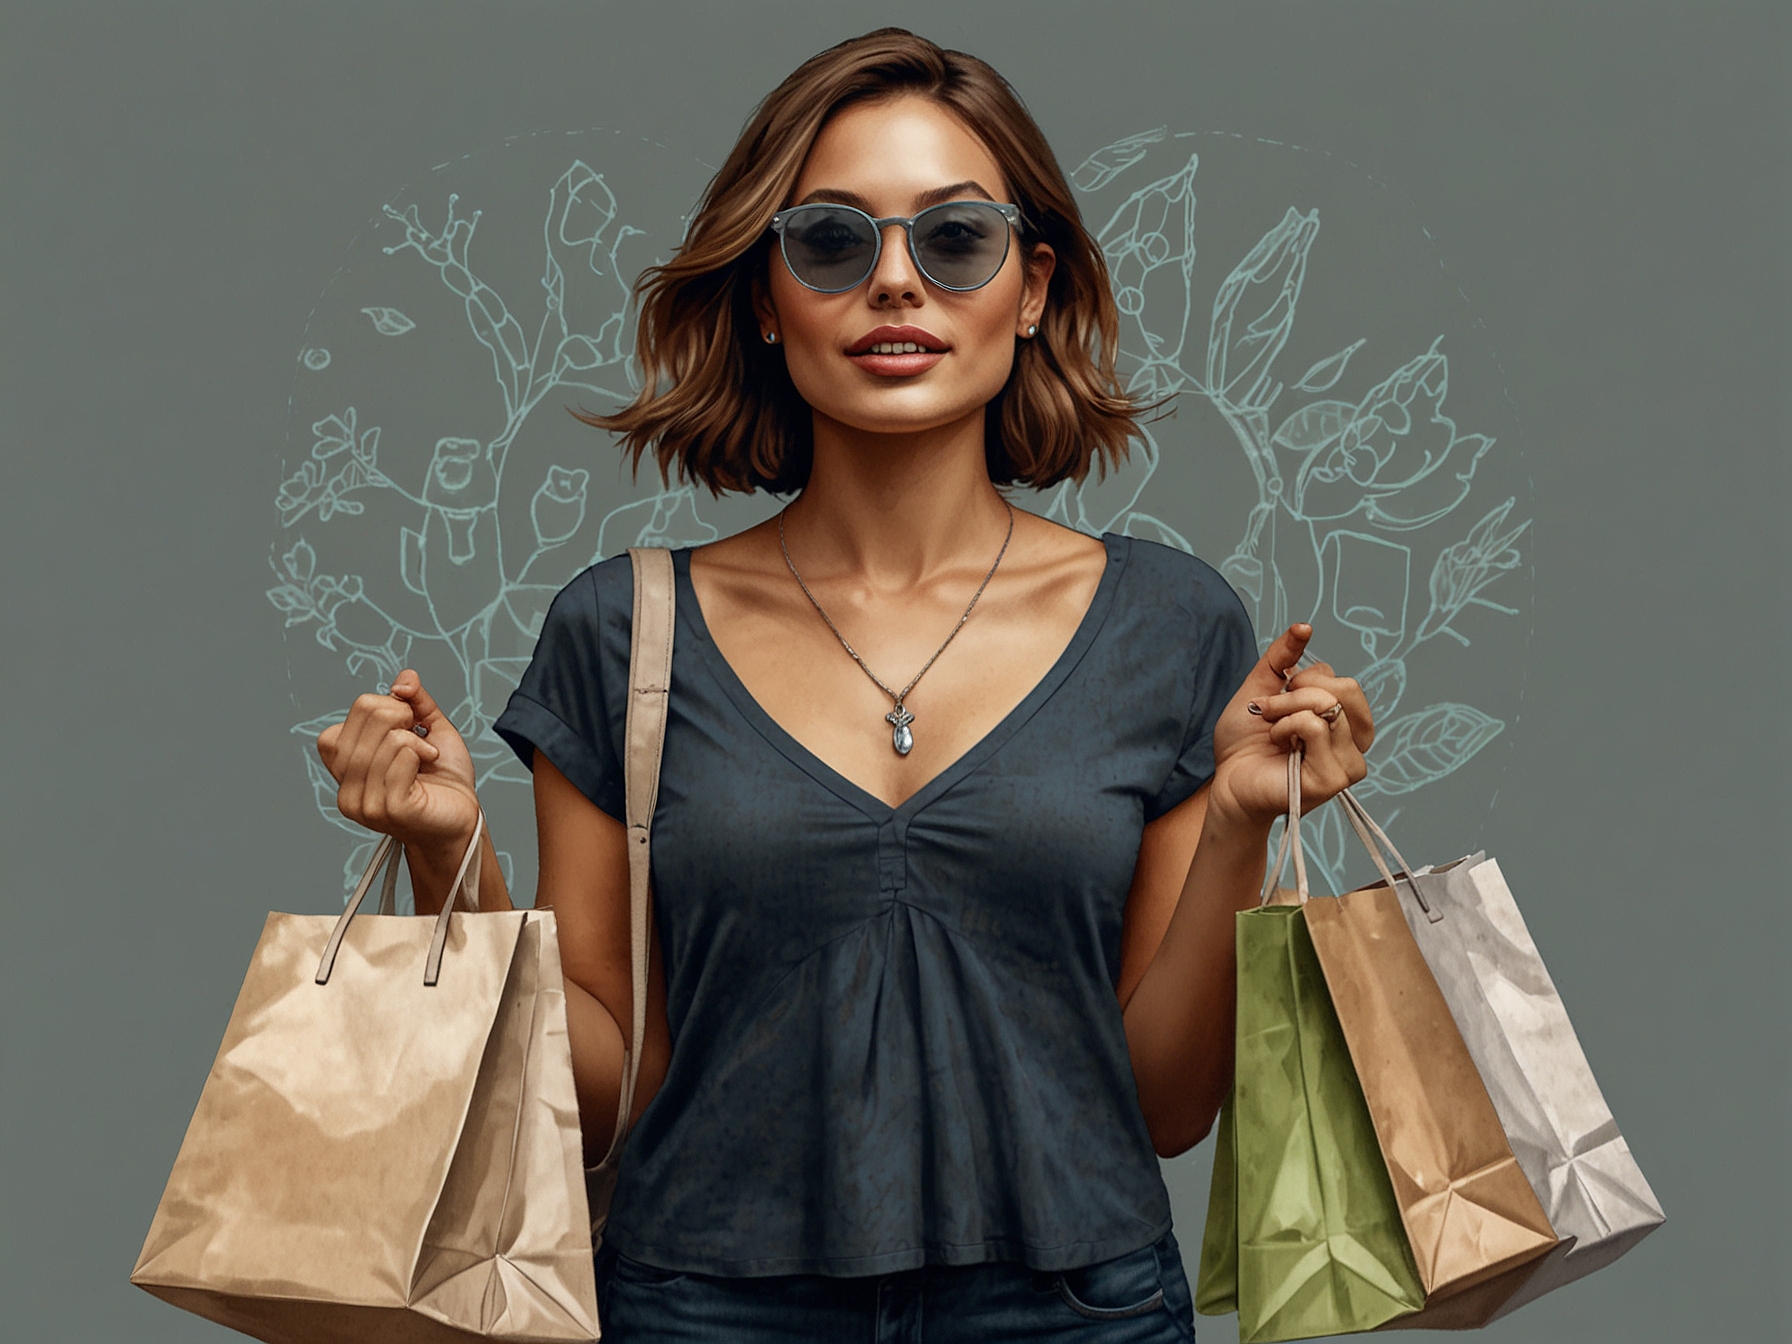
top-left (274, 131), bottom-right (1529, 899)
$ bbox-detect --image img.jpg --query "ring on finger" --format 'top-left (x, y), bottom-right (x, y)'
top-left (1319, 702), bottom-right (1344, 723)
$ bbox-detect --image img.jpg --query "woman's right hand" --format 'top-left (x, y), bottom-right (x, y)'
top-left (315, 669), bottom-right (481, 856)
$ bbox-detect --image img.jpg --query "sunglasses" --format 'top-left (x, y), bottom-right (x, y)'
top-left (768, 200), bottom-right (1025, 294)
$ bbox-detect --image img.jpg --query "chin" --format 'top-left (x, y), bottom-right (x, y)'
top-left (828, 401), bottom-right (979, 438)
top-left (815, 380), bottom-right (1003, 437)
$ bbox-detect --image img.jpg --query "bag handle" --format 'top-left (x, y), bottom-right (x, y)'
top-left (1258, 748), bottom-right (1309, 905)
top-left (1248, 762), bottom-right (1440, 921)
top-left (315, 805), bottom-right (487, 986)
top-left (1272, 643), bottom-right (1437, 919)
top-left (1335, 787), bottom-right (1441, 921)
top-left (593, 546), bottom-right (674, 1173)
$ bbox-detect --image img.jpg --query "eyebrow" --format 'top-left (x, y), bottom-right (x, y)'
top-left (794, 180), bottom-right (1001, 213)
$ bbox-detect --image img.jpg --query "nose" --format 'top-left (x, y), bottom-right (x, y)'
top-left (867, 222), bottom-right (924, 308)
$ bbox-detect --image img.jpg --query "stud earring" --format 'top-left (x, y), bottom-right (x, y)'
top-left (764, 331), bottom-right (778, 344)
top-left (1025, 324), bottom-right (1038, 337)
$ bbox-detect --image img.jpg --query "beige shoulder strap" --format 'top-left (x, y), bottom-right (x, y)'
top-left (595, 545), bottom-right (674, 1172)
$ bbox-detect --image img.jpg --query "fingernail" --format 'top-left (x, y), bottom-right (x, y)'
top-left (1247, 701), bottom-right (1263, 715)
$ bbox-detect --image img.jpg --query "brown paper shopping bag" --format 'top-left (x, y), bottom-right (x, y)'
top-left (1289, 776), bottom-right (1558, 1327)
top-left (1303, 891), bottom-right (1557, 1328)
top-left (131, 810), bottom-right (602, 1344)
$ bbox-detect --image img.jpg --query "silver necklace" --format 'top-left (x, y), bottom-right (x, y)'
top-left (778, 500), bottom-right (1015, 757)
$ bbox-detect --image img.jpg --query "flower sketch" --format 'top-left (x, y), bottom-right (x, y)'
top-left (274, 130), bottom-right (1529, 899)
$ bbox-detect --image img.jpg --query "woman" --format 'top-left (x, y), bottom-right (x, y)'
top-left (317, 28), bottom-right (1371, 1342)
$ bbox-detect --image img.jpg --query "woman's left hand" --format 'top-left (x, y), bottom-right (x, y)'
top-left (1208, 623), bottom-right (1375, 829)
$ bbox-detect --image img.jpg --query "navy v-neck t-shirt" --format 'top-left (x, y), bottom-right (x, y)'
top-left (492, 533), bottom-right (1256, 1277)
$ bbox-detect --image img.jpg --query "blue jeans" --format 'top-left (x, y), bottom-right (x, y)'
top-left (593, 1229), bottom-right (1198, 1342)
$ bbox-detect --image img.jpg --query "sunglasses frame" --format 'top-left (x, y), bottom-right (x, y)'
top-left (767, 200), bottom-right (1025, 294)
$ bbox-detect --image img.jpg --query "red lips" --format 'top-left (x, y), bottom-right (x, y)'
top-left (846, 325), bottom-right (948, 355)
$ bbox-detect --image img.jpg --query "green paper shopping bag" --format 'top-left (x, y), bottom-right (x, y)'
top-left (1197, 756), bottom-right (1425, 1343)
top-left (1196, 903), bottom-right (1428, 1341)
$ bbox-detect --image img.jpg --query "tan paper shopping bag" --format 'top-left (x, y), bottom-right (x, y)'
top-left (131, 813), bottom-right (600, 1344)
top-left (1301, 856), bottom-right (1559, 1326)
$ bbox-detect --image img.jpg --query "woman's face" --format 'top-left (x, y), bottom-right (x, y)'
top-left (759, 95), bottom-right (1054, 441)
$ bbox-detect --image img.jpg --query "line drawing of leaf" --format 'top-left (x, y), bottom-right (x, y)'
top-left (1073, 126), bottom-right (1168, 193)
top-left (554, 333), bottom-right (604, 372)
top-left (1206, 206), bottom-right (1318, 408)
top-left (351, 424), bottom-right (379, 467)
top-left (1097, 152), bottom-right (1199, 372)
top-left (1295, 338), bottom-right (1366, 393)
top-left (265, 584), bottom-right (311, 624)
top-left (1412, 496), bottom-right (1529, 648)
top-left (1357, 658), bottom-right (1408, 720)
top-left (265, 544), bottom-right (324, 626)
top-left (281, 537), bottom-right (316, 583)
top-left (360, 305), bottom-right (416, 336)
top-left (310, 409), bottom-right (358, 460)
top-left (1272, 398), bottom-right (1353, 457)
top-left (1356, 702), bottom-right (1503, 797)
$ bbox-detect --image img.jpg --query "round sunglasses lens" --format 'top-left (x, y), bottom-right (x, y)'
top-left (782, 208), bottom-right (878, 290)
top-left (913, 203), bottom-right (1011, 289)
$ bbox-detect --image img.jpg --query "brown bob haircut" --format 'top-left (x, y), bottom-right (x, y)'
top-left (577, 27), bottom-right (1145, 495)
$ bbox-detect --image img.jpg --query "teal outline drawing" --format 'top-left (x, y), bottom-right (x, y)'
top-left (1050, 129), bottom-right (1530, 888)
top-left (275, 128), bottom-right (1529, 900)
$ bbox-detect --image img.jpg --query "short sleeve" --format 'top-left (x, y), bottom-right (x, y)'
top-left (491, 564), bottom-right (627, 821)
top-left (1144, 559), bottom-right (1258, 821)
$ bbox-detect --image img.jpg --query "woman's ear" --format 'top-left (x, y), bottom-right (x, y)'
top-left (1019, 241), bottom-right (1056, 336)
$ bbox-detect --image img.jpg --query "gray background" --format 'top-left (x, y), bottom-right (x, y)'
top-left (2, 2), bottom-right (1786, 1340)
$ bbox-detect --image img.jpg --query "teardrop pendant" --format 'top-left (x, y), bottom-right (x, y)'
top-left (886, 705), bottom-right (915, 757)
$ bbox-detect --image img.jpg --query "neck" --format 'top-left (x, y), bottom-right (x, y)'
top-left (786, 406), bottom-right (1011, 588)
